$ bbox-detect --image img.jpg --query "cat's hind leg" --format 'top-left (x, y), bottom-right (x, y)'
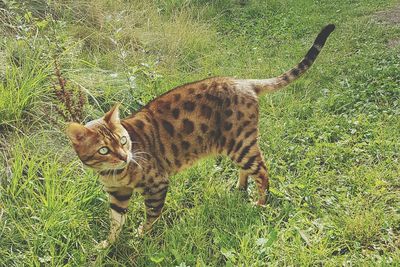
top-left (230, 141), bottom-right (269, 206)
top-left (237, 169), bottom-right (250, 191)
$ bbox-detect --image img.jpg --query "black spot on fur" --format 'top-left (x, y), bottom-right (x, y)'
top-left (224, 122), bottom-right (232, 131)
top-left (134, 120), bottom-right (145, 130)
top-left (197, 136), bottom-right (204, 144)
top-left (200, 105), bottom-right (212, 119)
top-left (159, 142), bottom-right (165, 154)
top-left (245, 129), bottom-right (257, 138)
top-left (200, 123), bottom-right (208, 133)
top-left (171, 144), bottom-right (179, 157)
top-left (224, 109), bottom-right (233, 117)
top-left (182, 119), bottom-right (194, 134)
top-left (172, 108), bottom-right (180, 119)
top-left (236, 127), bottom-right (243, 137)
top-left (243, 120), bottom-right (251, 128)
top-left (181, 141), bottom-right (190, 150)
top-left (173, 94), bottom-right (181, 101)
top-left (161, 120), bottom-right (174, 136)
top-left (183, 101), bottom-right (196, 112)
top-left (237, 111), bottom-right (244, 120)
top-left (205, 93), bottom-right (223, 105)
top-left (233, 95), bottom-right (238, 105)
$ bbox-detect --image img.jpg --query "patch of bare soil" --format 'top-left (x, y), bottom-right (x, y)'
top-left (374, 5), bottom-right (400, 48)
top-left (374, 4), bottom-right (400, 24)
top-left (388, 38), bottom-right (400, 48)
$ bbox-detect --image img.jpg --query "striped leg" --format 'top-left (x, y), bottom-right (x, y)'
top-left (231, 139), bottom-right (269, 206)
top-left (98, 188), bottom-right (132, 248)
top-left (239, 157), bottom-right (269, 206)
top-left (237, 169), bottom-right (250, 190)
top-left (139, 181), bottom-right (169, 235)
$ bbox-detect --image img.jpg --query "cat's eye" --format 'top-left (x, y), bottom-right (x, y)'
top-left (120, 136), bottom-right (127, 145)
top-left (98, 147), bottom-right (109, 155)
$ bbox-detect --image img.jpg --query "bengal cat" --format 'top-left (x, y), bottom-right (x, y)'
top-left (66, 24), bottom-right (335, 248)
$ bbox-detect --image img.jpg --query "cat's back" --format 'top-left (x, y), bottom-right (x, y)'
top-left (124, 77), bottom-right (258, 171)
top-left (145, 76), bottom-right (257, 119)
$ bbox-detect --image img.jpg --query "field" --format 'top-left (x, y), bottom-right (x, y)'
top-left (0, 0), bottom-right (399, 266)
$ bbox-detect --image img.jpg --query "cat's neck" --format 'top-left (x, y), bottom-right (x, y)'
top-left (98, 161), bottom-right (139, 188)
top-left (121, 111), bottom-right (170, 172)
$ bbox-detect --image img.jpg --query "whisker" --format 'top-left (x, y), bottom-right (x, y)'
top-left (130, 158), bottom-right (143, 169)
top-left (132, 152), bottom-right (148, 159)
top-left (133, 150), bottom-right (151, 156)
top-left (133, 155), bottom-right (147, 160)
top-left (132, 150), bottom-right (151, 161)
top-left (134, 156), bottom-right (149, 162)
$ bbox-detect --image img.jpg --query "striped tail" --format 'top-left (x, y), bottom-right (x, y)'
top-left (237, 24), bottom-right (335, 95)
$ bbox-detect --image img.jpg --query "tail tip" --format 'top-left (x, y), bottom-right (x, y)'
top-left (323, 24), bottom-right (336, 35)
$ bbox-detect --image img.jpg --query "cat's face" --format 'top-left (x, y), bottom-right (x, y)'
top-left (66, 104), bottom-right (132, 171)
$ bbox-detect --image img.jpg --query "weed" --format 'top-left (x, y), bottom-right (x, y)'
top-left (52, 58), bottom-right (86, 123)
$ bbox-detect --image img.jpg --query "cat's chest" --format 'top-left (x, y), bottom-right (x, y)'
top-left (99, 173), bottom-right (131, 188)
top-left (98, 164), bottom-right (139, 188)
top-left (98, 163), bottom-right (158, 190)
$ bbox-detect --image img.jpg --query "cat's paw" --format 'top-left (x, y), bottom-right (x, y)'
top-left (136, 224), bottom-right (146, 237)
top-left (252, 200), bottom-right (267, 208)
top-left (136, 223), bottom-right (152, 237)
top-left (95, 240), bottom-right (110, 250)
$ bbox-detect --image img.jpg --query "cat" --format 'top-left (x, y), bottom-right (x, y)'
top-left (66, 24), bottom-right (335, 248)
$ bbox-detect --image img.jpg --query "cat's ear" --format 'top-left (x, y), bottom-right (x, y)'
top-left (66, 122), bottom-right (89, 144)
top-left (104, 103), bottom-right (121, 124)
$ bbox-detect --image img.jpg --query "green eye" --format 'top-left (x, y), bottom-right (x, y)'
top-left (120, 136), bottom-right (127, 145)
top-left (99, 147), bottom-right (109, 155)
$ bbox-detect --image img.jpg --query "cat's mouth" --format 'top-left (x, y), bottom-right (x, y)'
top-left (111, 152), bottom-right (132, 168)
top-left (97, 161), bottom-right (128, 173)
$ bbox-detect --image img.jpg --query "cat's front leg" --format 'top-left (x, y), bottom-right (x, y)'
top-left (138, 181), bottom-right (169, 236)
top-left (97, 188), bottom-right (133, 249)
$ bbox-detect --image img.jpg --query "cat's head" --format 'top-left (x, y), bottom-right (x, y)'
top-left (66, 104), bottom-right (132, 172)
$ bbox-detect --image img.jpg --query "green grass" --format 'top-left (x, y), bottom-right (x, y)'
top-left (0, 40), bottom-right (51, 127)
top-left (1, 0), bottom-right (399, 266)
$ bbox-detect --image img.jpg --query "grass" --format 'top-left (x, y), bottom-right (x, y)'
top-left (0, 41), bottom-right (51, 127)
top-left (0, 0), bottom-right (399, 266)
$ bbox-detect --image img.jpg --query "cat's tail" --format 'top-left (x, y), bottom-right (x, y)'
top-left (236, 24), bottom-right (335, 96)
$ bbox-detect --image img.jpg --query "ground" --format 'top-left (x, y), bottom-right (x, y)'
top-left (0, 0), bottom-right (399, 266)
